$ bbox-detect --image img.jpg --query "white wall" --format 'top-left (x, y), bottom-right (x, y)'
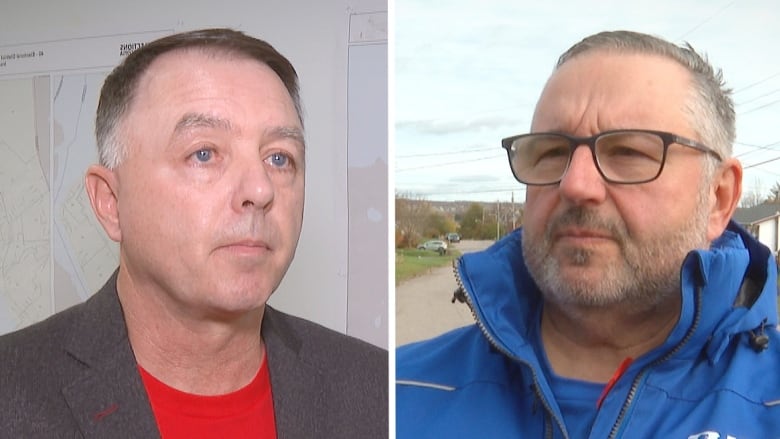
top-left (346, 20), bottom-right (388, 348)
top-left (757, 217), bottom-right (779, 254)
top-left (0, 0), bottom-right (388, 348)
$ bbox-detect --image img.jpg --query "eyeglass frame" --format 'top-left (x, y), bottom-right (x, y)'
top-left (500, 129), bottom-right (723, 186)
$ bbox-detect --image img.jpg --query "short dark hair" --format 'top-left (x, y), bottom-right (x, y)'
top-left (95, 28), bottom-right (302, 168)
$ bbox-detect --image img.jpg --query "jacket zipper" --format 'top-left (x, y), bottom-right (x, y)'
top-left (455, 257), bottom-right (705, 439)
top-left (606, 284), bottom-right (703, 439)
top-left (453, 258), bottom-right (568, 439)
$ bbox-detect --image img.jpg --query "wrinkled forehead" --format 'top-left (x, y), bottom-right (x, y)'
top-left (531, 51), bottom-right (695, 134)
top-left (116, 48), bottom-right (303, 157)
top-left (128, 47), bottom-right (298, 123)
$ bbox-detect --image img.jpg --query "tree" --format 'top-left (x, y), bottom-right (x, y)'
top-left (423, 210), bottom-right (456, 238)
top-left (740, 189), bottom-right (765, 208)
top-left (459, 203), bottom-right (484, 239)
top-left (739, 178), bottom-right (770, 208)
top-left (768, 181), bottom-right (780, 203)
top-left (476, 219), bottom-right (499, 240)
top-left (395, 193), bottom-right (431, 247)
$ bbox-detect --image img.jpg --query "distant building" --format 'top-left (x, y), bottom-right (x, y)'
top-left (733, 202), bottom-right (780, 255)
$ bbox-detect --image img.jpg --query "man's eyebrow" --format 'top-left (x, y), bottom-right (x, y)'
top-left (173, 112), bottom-right (234, 136)
top-left (268, 126), bottom-right (306, 148)
top-left (171, 113), bottom-right (304, 148)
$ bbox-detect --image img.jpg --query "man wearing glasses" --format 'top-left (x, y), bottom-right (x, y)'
top-left (397, 30), bottom-right (780, 438)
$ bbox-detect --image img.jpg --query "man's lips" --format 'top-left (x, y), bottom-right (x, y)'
top-left (553, 227), bottom-right (615, 242)
top-left (218, 240), bottom-right (272, 255)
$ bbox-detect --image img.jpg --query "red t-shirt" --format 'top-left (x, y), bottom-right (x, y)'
top-left (138, 357), bottom-right (276, 438)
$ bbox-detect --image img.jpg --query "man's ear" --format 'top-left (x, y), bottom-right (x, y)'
top-left (85, 164), bottom-right (122, 242)
top-left (707, 158), bottom-right (742, 241)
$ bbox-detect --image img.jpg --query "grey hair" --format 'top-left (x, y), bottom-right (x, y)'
top-left (95, 28), bottom-right (304, 169)
top-left (556, 30), bottom-right (735, 179)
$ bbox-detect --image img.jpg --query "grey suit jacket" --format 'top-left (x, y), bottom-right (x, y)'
top-left (0, 273), bottom-right (388, 438)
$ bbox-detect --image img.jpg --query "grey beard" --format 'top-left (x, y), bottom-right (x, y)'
top-left (522, 199), bottom-right (710, 311)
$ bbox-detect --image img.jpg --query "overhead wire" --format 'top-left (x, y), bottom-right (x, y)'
top-left (398, 186), bottom-right (526, 197)
top-left (396, 155), bottom-right (501, 172)
top-left (736, 88), bottom-right (780, 106)
top-left (734, 140), bottom-right (780, 158)
top-left (675, 0), bottom-right (739, 40)
top-left (672, 0), bottom-right (780, 179)
top-left (739, 98), bottom-right (780, 116)
top-left (397, 146), bottom-right (496, 158)
top-left (397, 0), bottom-right (780, 201)
top-left (733, 72), bottom-right (780, 94)
top-left (744, 156), bottom-right (780, 170)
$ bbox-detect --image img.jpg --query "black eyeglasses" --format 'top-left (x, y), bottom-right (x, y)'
top-left (501, 129), bottom-right (722, 185)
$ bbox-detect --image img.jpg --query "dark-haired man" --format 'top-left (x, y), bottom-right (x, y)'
top-left (0, 29), bottom-right (387, 438)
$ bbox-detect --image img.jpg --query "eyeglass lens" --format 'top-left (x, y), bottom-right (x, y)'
top-left (509, 131), bottom-right (666, 184)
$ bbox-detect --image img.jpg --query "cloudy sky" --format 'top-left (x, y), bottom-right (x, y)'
top-left (394, 0), bottom-right (780, 203)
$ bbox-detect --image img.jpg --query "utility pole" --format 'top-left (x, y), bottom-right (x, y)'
top-left (511, 192), bottom-right (516, 230)
top-left (496, 200), bottom-right (500, 240)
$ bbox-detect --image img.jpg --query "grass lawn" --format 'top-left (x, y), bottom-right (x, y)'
top-left (396, 248), bottom-right (461, 284)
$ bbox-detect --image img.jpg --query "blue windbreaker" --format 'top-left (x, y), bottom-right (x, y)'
top-left (397, 222), bottom-right (780, 438)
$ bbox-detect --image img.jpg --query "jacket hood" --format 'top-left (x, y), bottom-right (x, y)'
top-left (457, 220), bottom-right (778, 366)
top-left (698, 221), bottom-right (778, 362)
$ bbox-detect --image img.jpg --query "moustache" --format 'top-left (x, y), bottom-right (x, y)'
top-left (545, 207), bottom-right (627, 245)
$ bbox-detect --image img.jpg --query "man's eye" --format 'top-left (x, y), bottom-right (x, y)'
top-left (267, 152), bottom-right (291, 168)
top-left (193, 149), bottom-right (213, 162)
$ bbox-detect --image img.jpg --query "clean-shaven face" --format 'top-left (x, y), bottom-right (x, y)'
top-left (113, 49), bottom-right (305, 318)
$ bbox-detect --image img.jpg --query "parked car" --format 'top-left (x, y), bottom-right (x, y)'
top-left (417, 240), bottom-right (448, 255)
top-left (446, 233), bottom-right (461, 243)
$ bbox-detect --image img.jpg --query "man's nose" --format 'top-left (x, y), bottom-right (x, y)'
top-left (232, 157), bottom-right (275, 211)
top-left (557, 145), bottom-right (607, 205)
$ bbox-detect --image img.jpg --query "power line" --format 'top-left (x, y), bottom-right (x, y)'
top-left (734, 140), bottom-right (780, 158)
top-left (739, 98), bottom-right (780, 116)
top-left (676, 0), bottom-right (738, 40)
top-left (399, 186), bottom-right (526, 197)
top-left (396, 155), bottom-right (502, 172)
top-left (735, 140), bottom-right (776, 149)
top-left (397, 146), bottom-right (496, 159)
top-left (736, 88), bottom-right (780, 106)
top-left (734, 72), bottom-right (780, 94)
top-left (744, 155), bottom-right (780, 170)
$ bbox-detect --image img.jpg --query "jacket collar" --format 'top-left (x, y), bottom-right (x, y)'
top-left (697, 222), bottom-right (778, 362)
top-left (60, 270), bottom-right (332, 438)
top-left (61, 271), bottom-right (160, 438)
top-left (457, 221), bottom-right (778, 366)
top-left (262, 307), bottom-right (328, 437)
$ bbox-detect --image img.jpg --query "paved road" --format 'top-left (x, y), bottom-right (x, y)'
top-left (396, 240), bottom-right (493, 346)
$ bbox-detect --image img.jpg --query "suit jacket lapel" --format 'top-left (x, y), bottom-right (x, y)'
top-left (264, 307), bottom-right (327, 438)
top-left (60, 272), bottom-right (160, 438)
top-left (56, 276), bottom-right (324, 438)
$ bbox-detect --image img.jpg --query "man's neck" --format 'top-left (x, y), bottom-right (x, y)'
top-left (117, 269), bottom-right (265, 396)
top-left (540, 295), bottom-right (681, 383)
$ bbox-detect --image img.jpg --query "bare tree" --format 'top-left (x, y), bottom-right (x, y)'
top-left (768, 181), bottom-right (780, 203)
top-left (395, 192), bottom-right (431, 247)
top-left (740, 178), bottom-right (767, 208)
top-left (740, 189), bottom-right (765, 208)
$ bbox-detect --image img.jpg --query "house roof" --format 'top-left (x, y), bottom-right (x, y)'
top-left (733, 202), bottom-right (780, 225)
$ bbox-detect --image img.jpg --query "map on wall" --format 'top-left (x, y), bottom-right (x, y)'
top-left (0, 31), bottom-right (170, 335)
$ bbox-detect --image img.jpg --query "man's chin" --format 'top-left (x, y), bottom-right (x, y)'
top-left (198, 296), bottom-right (269, 322)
